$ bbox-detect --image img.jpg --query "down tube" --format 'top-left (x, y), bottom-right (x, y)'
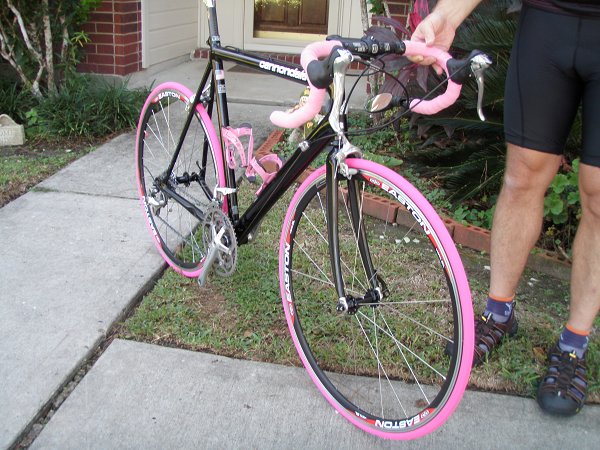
top-left (234, 123), bottom-right (333, 245)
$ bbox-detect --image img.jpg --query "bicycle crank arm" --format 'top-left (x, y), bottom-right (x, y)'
top-left (197, 227), bottom-right (226, 286)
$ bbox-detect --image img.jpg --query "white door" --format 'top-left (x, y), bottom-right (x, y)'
top-left (142, 0), bottom-right (199, 68)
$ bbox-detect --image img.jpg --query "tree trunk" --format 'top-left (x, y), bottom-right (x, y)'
top-left (360, 0), bottom-right (370, 32)
top-left (42, 0), bottom-right (56, 94)
top-left (4, 0), bottom-right (46, 98)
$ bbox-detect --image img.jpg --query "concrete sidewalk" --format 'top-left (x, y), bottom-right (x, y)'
top-left (0, 55), bottom-right (298, 449)
top-left (1, 57), bottom-right (599, 449)
top-left (29, 339), bottom-right (600, 450)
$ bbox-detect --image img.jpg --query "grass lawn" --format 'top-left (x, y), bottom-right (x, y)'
top-left (120, 180), bottom-right (599, 403)
top-left (0, 136), bottom-right (105, 207)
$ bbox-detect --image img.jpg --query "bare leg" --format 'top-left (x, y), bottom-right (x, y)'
top-left (489, 144), bottom-right (562, 298)
top-left (568, 162), bottom-right (600, 331)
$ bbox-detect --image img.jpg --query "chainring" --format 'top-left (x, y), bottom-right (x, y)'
top-left (201, 205), bottom-right (238, 277)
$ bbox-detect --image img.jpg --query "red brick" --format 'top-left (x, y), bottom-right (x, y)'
top-left (89, 12), bottom-right (113, 23)
top-left (82, 23), bottom-right (96, 33)
top-left (95, 1), bottom-right (114, 13)
top-left (115, 33), bottom-right (139, 45)
top-left (88, 33), bottom-right (115, 45)
top-left (361, 192), bottom-right (398, 223)
top-left (442, 217), bottom-right (457, 237)
top-left (115, 1), bottom-right (139, 13)
top-left (453, 223), bottom-right (491, 253)
top-left (526, 250), bottom-right (571, 281)
top-left (116, 42), bottom-right (140, 56)
top-left (96, 22), bottom-right (114, 33)
top-left (115, 22), bottom-right (139, 34)
top-left (296, 167), bottom-right (315, 184)
top-left (115, 12), bottom-right (138, 25)
top-left (93, 64), bottom-right (115, 75)
top-left (395, 205), bottom-right (415, 229)
top-left (97, 44), bottom-right (115, 55)
top-left (255, 130), bottom-right (285, 158)
top-left (116, 53), bottom-right (138, 66)
top-left (87, 54), bottom-right (115, 65)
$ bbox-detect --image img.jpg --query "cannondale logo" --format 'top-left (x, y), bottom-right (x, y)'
top-left (259, 61), bottom-right (307, 81)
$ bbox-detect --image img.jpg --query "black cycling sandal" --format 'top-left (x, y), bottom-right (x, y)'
top-left (446, 310), bottom-right (518, 366)
top-left (472, 311), bottom-right (518, 365)
top-left (537, 344), bottom-right (588, 416)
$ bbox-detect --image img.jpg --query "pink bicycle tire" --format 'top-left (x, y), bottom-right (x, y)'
top-left (135, 82), bottom-right (227, 278)
top-left (279, 159), bottom-right (474, 440)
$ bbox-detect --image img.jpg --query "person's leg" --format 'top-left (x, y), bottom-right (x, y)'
top-left (568, 163), bottom-right (600, 331)
top-left (470, 145), bottom-right (562, 365)
top-left (489, 145), bottom-right (562, 298)
top-left (473, 5), bottom-right (583, 365)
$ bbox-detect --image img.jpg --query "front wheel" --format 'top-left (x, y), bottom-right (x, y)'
top-left (279, 159), bottom-right (473, 440)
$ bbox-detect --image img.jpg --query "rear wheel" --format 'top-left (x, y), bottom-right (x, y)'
top-left (279, 159), bottom-right (473, 439)
top-left (135, 82), bottom-right (226, 277)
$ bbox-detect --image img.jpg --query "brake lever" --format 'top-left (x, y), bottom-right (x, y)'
top-left (470, 53), bottom-right (493, 121)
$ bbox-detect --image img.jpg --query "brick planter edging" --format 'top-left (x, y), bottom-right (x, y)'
top-left (254, 130), bottom-right (572, 280)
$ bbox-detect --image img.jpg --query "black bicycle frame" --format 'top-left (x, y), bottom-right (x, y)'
top-left (162, 4), bottom-right (337, 246)
top-left (164, 2), bottom-right (379, 294)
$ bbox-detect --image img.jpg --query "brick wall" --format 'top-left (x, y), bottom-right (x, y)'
top-left (372, 1), bottom-right (412, 33)
top-left (79, 0), bottom-right (142, 76)
top-left (385, 0), bottom-right (413, 23)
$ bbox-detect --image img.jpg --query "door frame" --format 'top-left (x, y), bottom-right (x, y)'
top-left (197, 0), bottom-right (363, 54)
top-left (243, 0), bottom-right (361, 52)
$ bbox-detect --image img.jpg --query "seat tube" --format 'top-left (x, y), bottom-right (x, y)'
top-left (205, 0), bottom-right (240, 218)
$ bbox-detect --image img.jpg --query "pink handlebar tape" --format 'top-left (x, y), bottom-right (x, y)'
top-left (402, 40), bottom-right (461, 115)
top-left (270, 39), bottom-right (461, 129)
top-left (270, 40), bottom-right (341, 129)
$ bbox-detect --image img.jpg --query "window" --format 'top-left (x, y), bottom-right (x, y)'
top-left (253, 0), bottom-right (329, 38)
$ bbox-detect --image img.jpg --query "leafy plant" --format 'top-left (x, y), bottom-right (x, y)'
top-left (368, 0), bottom-right (386, 15)
top-left (32, 74), bottom-right (149, 138)
top-left (400, 1), bottom-right (583, 256)
top-left (0, 77), bottom-right (37, 124)
top-left (0, 0), bottom-right (101, 98)
top-left (541, 159), bottom-right (581, 256)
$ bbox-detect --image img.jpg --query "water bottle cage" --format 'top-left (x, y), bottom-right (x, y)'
top-left (221, 126), bottom-right (283, 196)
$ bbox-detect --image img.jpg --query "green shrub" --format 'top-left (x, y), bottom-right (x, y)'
top-left (541, 159), bottom-right (581, 256)
top-left (0, 79), bottom-right (37, 125)
top-left (31, 74), bottom-right (149, 137)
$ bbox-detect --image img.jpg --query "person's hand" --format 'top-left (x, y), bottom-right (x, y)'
top-left (409, 11), bottom-right (457, 74)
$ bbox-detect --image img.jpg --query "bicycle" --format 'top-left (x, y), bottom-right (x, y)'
top-left (135, 0), bottom-right (491, 440)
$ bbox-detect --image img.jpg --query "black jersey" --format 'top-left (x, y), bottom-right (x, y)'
top-left (524, 0), bottom-right (600, 16)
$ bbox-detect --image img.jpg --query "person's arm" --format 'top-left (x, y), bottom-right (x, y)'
top-left (425, 0), bottom-right (483, 38)
top-left (410, 0), bottom-right (482, 67)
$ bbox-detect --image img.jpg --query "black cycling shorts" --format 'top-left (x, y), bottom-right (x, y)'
top-left (504, 4), bottom-right (600, 166)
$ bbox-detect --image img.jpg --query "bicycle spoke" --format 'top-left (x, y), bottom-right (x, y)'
top-left (355, 311), bottom-right (408, 418)
top-left (357, 309), bottom-right (447, 380)
top-left (137, 85), bottom-right (219, 272)
top-left (301, 210), bottom-right (368, 293)
top-left (379, 312), bottom-right (430, 404)
top-left (380, 302), bottom-right (453, 344)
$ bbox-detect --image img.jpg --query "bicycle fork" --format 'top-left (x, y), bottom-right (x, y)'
top-left (326, 145), bottom-right (387, 314)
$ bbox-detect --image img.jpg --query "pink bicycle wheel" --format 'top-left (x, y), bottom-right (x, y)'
top-left (135, 82), bottom-right (227, 278)
top-left (279, 159), bottom-right (474, 440)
